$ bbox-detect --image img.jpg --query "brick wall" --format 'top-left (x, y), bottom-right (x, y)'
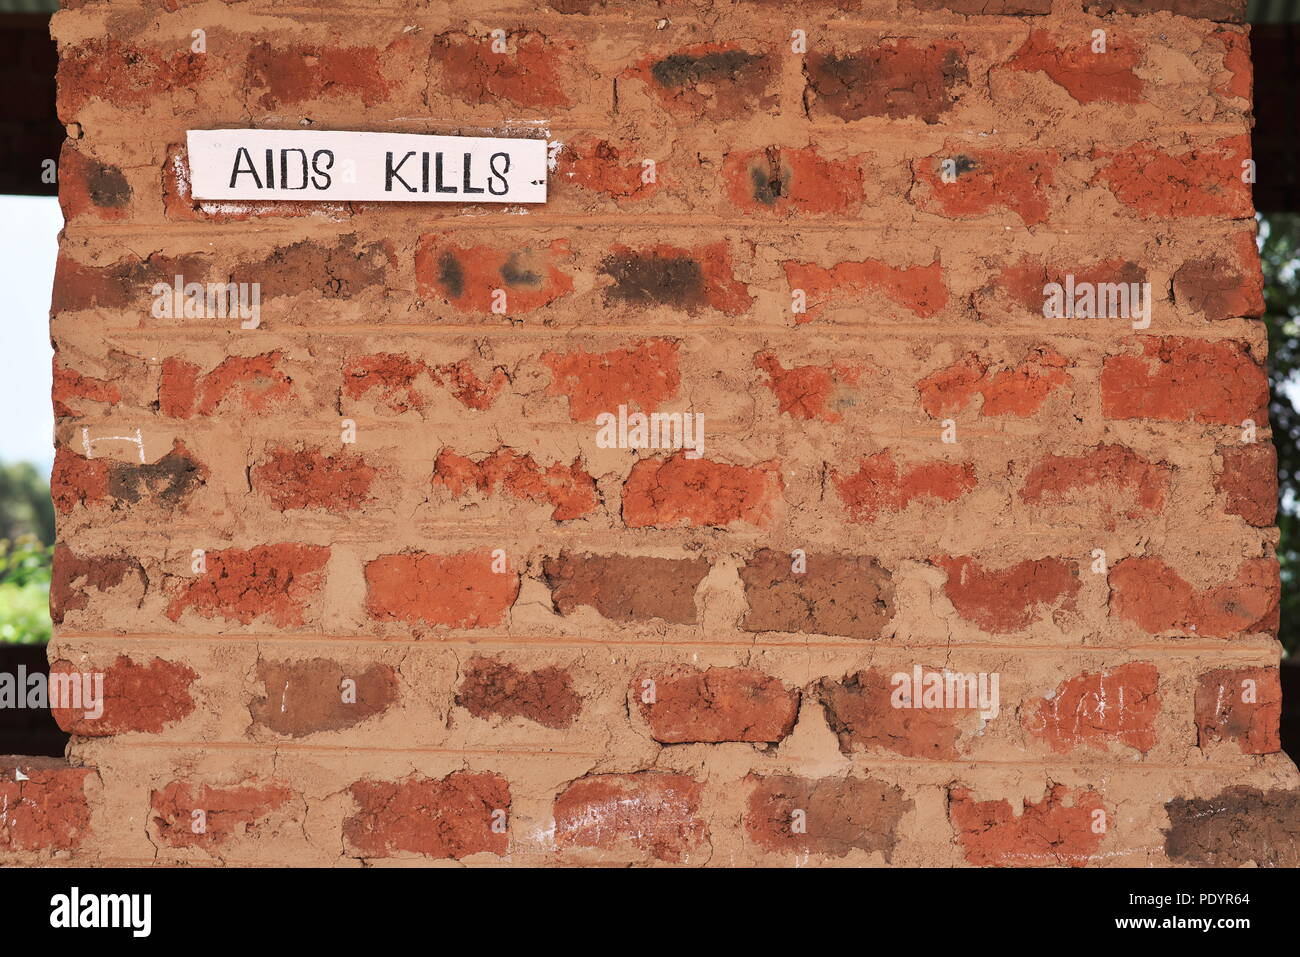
top-left (17, 0), bottom-right (1299, 866)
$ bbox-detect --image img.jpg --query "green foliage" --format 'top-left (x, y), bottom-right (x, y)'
top-left (0, 536), bottom-right (52, 645)
top-left (0, 460), bottom-right (55, 546)
top-left (1261, 214), bottom-right (1300, 656)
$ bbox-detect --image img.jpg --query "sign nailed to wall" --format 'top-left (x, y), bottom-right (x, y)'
top-left (186, 129), bottom-right (548, 203)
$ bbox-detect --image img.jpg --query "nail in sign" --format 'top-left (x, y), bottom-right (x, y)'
top-left (186, 129), bottom-right (548, 203)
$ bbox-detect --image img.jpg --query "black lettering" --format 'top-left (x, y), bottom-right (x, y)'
top-left (265, 148), bottom-right (275, 189)
top-left (435, 152), bottom-right (457, 194)
top-left (386, 150), bottom-right (417, 192)
top-left (229, 147), bottom-right (263, 189)
top-left (421, 152), bottom-right (429, 193)
top-left (310, 150), bottom-right (334, 189)
top-left (488, 152), bottom-right (511, 196)
top-left (462, 152), bottom-right (485, 194)
top-left (281, 148), bottom-right (309, 190)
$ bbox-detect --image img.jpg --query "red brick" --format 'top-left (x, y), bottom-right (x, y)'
top-left (455, 657), bottom-right (582, 729)
top-left (1021, 444), bottom-right (1170, 518)
top-left (600, 243), bottom-right (751, 315)
top-left (917, 346), bottom-right (1071, 417)
top-left (622, 454), bottom-right (782, 529)
top-left (58, 148), bottom-right (131, 221)
top-left (245, 41), bottom-right (393, 109)
top-left (160, 353), bottom-right (294, 419)
top-left (435, 360), bottom-right (510, 411)
top-left (1092, 135), bottom-right (1253, 218)
top-left (432, 447), bottom-right (598, 521)
top-left (1165, 786), bottom-right (1300, 867)
top-left (739, 549), bottom-right (895, 639)
top-left (415, 238), bottom-right (574, 314)
top-left (1173, 231), bottom-right (1264, 320)
top-left (783, 258), bottom-right (947, 322)
top-left (553, 772), bottom-right (706, 863)
top-left (252, 445), bottom-right (377, 512)
top-left (49, 447), bottom-right (109, 514)
top-left (345, 772), bottom-right (509, 859)
top-left (52, 252), bottom-right (207, 313)
top-left (723, 147), bottom-right (863, 214)
top-left (432, 31), bottom-right (574, 109)
top-left (914, 148), bottom-right (1058, 226)
top-left (995, 256), bottom-right (1148, 314)
top-left (50, 656), bottom-right (196, 736)
top-left (247, 235), bottom-right (393, 300)
top-left (1215, 443), bottom-right (1277, 527)
top-left (1004, 30), bottom-right (1142, 103)
top-left (166, 544), bottom-right (331, 627)
top-left (543, 552), bottom-right (708, 624)
top-left (343, 354), bottom-right (430, 413)
top-left (150, 780), bottom-right (294, 848)
top-left (364, 549), bottom-right (519, 628)
top-left (1214, 29), bottom-right (1252, 99)
top-left (1023, 662), bottom-right (1160, 754)
top-left (754, 351), bottom-right (865, 422)
top-left (556, 136), bottom-right (662, 201)
top-left (636, 666), bottom-right (799, 744)
top-left (818, 668), bottom-right (972, 759)
top-left (1195, 666), bottom-right (1281, 754)
top-left (50, 442), bottom-right (205, 515)
top-left (343, 354), bottom-right (509, 413)
top-left (1101, 336), bottom-right (1267, 425)
top-left (52, 364), bottom-right (121, 418)
top-left (50, 546), bottom-right (147, 625)
top-left (0, 759), bottom-right (94, 852)
top-left (744, 774), bottom-right (911, 860)
top-left (1109, 557), bottom-right (1279, 637)
top-left (804, 41), bottom-right (968, 122)
top-left (543, 339), bottom-right (680, 422)
top-left (1085, 0), bottom-right (1246, 23)
top-left (250, 659), bottom-right (398, 737)
top-left (57, 39), bottom-right (207, 118)
top-left (627, 43), bottom-right (776, 118)
top-left (933, 555), bottom-right (1079, 633)
top-left (912, 0), bottom-right (1052, 11)
top-left (831, 451), bottom-right (976, 523)
top-left (949, 785), bottom-right (1106, 867)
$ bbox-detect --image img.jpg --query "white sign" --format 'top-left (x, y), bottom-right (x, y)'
top-left (186, 129), bottom-right (548, 203)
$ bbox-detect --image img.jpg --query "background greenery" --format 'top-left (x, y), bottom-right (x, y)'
top-left (0, 461), bottom-right (53, 645)
top-left (1262, 213), bottom-right (1300, 655)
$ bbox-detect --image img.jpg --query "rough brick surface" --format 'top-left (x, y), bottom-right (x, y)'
top-left (543, 552), bottom-right (707, 624)
top-left (950, 785), bottom-right (1106, 867)
top-left (635, 666), bottom-right (799, 744)
top-left (745, 774), bottom-right (911, 861)
top-left (739, 549), bottom-right (894, 639)
top-left (455, 657), bottom-right (582, 729)
top-left (344, 772), bottom-right (510, 860)
top-left (1195, 667), bottom-right (1282, 755)
top-left (51, 656), bottom-right (196, 736)
top-left (250, 659), bottom-right (398, 737)
top-left (553, 772), bottom-right (707, 863)
top-left (0, 758), bottom-right (95, 853)
top-left (39, 0), bottom-right (1297, 869)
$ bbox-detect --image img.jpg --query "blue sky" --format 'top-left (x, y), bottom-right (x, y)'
top-left (0, 195), bottom-right (60, 476)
